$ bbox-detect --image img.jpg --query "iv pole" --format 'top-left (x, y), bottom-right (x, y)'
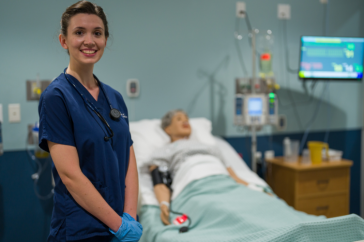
top-left (251, 30), bottom-right (257, 173)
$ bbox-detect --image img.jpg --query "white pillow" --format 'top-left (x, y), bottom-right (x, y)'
top-left (130, 118), bottom-right (216, 168)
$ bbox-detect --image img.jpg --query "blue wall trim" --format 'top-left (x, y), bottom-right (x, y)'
top-left (0, 129), bottom-right (361, 242)
top-left (0, 151), bottom-right (53, 242)
top-left (224, 128), bottom-right (361, 216)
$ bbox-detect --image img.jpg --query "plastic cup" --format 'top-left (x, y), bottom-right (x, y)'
top-left (284, 140), bottom-right (299, 163)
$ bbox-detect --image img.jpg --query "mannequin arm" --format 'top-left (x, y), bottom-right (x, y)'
top-left (227, 167), bottom-right (274, 196)
top-left (149, 166), bottom-right (171, 225)
top-left (226, 167), bottom-right (248, 186)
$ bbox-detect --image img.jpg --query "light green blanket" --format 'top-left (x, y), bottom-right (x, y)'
top-left (139, 175), bottom-right (364, 242)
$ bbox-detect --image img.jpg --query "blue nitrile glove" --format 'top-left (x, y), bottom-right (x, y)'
top-left (109, 213), bottom-right (143, 242)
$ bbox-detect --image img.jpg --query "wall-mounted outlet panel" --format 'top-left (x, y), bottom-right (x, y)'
top-left (236, 2), bottom-right (246, 18)
top-left (26, 80), bottom-right (51, 101)
top-left (126, 79), bottom-right (140, 98)
top-left (278, 4), bottom-right (291, 19)
top-left (8, 104), bottom-right (21, 123)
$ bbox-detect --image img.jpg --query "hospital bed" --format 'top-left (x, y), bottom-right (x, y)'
top-left (130, 118), bottom-right (364, 242)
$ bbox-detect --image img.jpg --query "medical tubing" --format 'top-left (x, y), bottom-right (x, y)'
top-left (322, 3), bottom-right (331, 144)
top-left (244, 12), bottom-right (253, 33)
top-left (323, 0), bottom-right (330, 36)
top-left (94, 75), bottom-right (114, 110)
top-left (243, 11), bottom-right (260, 57)
top-left (91, 109), bottom-right (114, 139)
top-left (234, 19), bottom-right (248, 77)
top-left (34, 169), bottom-right (54, 200)
top-left (324, 83), bottom-right (331, 143)
top-left (27, 141), bottom-right (54, 200)
top-left (282, 20), bottom-right (299, 74)
top-left (299, 82), bottom-right (329, 154)
top-left (64, 71), bottom-right (114, 140)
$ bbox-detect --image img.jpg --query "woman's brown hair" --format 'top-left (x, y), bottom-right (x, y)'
top-left (61, 1), bottom-right (109, 38)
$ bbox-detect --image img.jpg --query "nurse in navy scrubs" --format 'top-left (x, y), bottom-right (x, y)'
top-left (38, 1), bottom-right (142, 241)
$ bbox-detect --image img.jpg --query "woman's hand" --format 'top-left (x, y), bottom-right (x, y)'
top-left (160, 204), bottom-right (171, 225)
top-left (110, 213), bottom-right (143, 242)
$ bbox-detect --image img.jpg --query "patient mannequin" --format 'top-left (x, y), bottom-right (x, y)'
top-left (149, 110), bottom-right (249, 225)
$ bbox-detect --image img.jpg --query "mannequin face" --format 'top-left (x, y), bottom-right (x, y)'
top-left (164, 112), bottom-right (191, 142)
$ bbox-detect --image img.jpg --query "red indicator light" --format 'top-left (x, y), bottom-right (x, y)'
top-left (261, 53), bottom-right (271, 61)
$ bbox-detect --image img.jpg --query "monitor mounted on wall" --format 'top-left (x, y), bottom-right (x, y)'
top-left (299, 36), bottom-right (364, 80)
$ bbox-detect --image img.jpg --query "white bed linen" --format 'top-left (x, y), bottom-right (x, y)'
top-left (138, 136), bottom-right (267, 206)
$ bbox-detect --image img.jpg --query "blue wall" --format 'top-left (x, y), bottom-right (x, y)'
top-left (0, 152), bottom-right (53, 242)
top-left (0, 0), bottom-right (364, 150)
top-left (0, 0), bottom-right (363, 241)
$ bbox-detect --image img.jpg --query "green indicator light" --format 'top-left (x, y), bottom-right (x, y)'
top-left (270, 99), bottom-right (275, 103)
top-left (269, 93), bottom-right (275, 98)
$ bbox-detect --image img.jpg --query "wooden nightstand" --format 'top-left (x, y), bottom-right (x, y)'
top-left (265, 157), bottom-right (353, 218)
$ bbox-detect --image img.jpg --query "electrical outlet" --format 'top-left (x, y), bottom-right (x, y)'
top-left (8, 104), bottom-right (21, 123)
top-left (278, 4), bottom-right (291, 19)
top-left (236, 2), bottom-right (246, 18)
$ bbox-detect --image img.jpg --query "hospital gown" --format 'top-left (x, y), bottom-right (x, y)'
top-left (148, 139), bottom-right (227, 178)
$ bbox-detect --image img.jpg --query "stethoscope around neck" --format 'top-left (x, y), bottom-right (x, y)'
top-left (63, 68), bottom-right (121, 141)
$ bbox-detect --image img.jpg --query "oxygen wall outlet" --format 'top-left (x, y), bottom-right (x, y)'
top-left (126, 79), bottom-right (140, 98)
top-left (278, 4), bottom-right (291, 19)
top-left (236, 2), bottom-right (246, 18)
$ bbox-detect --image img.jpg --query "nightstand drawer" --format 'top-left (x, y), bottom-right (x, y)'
top-left (297, 168), bottom-right (349, 196)
top-left (296, 194), bottom-right (348, 218)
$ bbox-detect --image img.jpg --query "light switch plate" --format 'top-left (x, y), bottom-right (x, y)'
top-left (278, 4), bottom-right (291, 19)
top-left (8, 104), bottom-right (21, 123)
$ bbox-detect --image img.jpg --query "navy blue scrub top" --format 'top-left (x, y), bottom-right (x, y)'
top-left (38, 71), bottom-right (133, 241)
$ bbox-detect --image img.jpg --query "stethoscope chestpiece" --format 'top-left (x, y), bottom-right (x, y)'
top-left (109, 108), bottom-right (121, 121)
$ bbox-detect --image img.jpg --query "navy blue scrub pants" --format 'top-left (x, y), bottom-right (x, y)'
top-left (47, 221), bottom-right (114, 242)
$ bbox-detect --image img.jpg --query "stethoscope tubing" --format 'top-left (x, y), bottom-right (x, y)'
top-left (63, 69), bottom-right (117, 141)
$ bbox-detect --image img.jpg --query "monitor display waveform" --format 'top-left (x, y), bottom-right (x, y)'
top-left (299, 36), bottom-right (364, 80)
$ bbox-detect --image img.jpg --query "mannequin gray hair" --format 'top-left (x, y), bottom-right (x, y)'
top-left (161, 109), bottom-right (188, 130)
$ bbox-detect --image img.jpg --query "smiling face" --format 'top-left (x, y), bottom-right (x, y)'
top-left (59, 13), bottom-right (107, 66)
top-left (164, 112), bottom-right (192, 142)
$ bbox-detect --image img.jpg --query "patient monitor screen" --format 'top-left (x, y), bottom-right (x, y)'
top-left (299, 36), bottom-right (364, 80)
top-left (248, 98), bottom-right (263, 116)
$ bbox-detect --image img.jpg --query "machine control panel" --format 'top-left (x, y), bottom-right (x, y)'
top-left (245, 95), bottom-right (266, 126)
top-left (234, 94), bottom-right (244, 125)
top-left (234, 93), bottom-right (278, 127)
